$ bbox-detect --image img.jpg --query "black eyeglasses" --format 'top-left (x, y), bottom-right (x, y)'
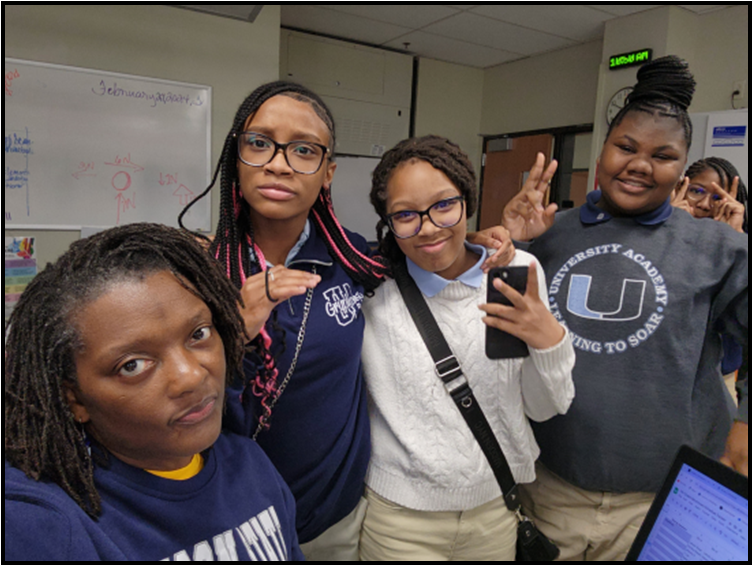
top-left (237, 131), bottom-right (330, 175)
top-left (385, 196), bottom-right (465, 239)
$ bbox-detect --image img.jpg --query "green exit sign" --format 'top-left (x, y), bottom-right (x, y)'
top-left (609, 49), bottom-right (653, 70)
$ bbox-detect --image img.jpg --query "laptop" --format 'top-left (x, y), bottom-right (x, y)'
top-left (626, 444), bottom-right (749, 562)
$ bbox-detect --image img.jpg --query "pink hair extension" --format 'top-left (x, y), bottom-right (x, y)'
top-left (232, 182), bottom-right (242, 218)
top-left (239, 249), bottom-right (246, 281)
top-left (319, 192), bottom-right (387, 272)
top-left (238, 233), bottom-right (279, 430)
top-left (211, 228), bottom-right (233, 279)
top-left (251, 323), bottom-right (279, 428)
top-left (311, 208), bottom-right (358, 272)
top-left (251, 239), bottom-right (267, 269)
top-left (251, 322), bottom-right (279, 429)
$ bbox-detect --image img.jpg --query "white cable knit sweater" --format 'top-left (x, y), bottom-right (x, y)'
top-left (362, 250), bottom-right (575, 512)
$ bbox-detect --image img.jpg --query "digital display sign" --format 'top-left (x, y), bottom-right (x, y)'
top-left (609, 49), bottom-right (653, 70)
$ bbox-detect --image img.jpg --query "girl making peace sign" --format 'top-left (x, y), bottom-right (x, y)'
top-left (672, 156), bottom-right (749, 233)
top-left (503, 56), bottom-right (748, 561)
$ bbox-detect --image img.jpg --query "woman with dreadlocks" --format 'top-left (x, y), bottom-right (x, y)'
top-left (502, 56), bottom-right (749, 561)
top-left (179, 81), bottom-right (513, 560)
top-left (4, 223), bottom-right (303, 561)
top-left (358, 135), bottom-right (575, 561)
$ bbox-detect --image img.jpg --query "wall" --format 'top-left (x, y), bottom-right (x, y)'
top-left (4, 4), bottom-right (280, 267)
top-left (480, 40), bottom-right (603, 136)
top-left (415, 58), bottom-right (485, 171)
top-left (589, 5), bottom-right (749, 192)
top-left (476, 5), bottom-right (748, 195)
top-left (6, 5), bottom-right (748, 264)
top-left (414, 57), bottom-right (484, 228)
top-left (691, 5), bottom-right (749, 112)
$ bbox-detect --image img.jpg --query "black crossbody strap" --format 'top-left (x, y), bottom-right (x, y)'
top-left (393, 261), bottom-right (521, 512)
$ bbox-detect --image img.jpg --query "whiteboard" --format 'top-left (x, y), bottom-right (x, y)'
top-left (4, 58), bottom-right (211, 231)
top-left (330, 155), bottom-right (381, 243)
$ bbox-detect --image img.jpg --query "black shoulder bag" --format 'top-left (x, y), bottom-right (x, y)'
top-left (393, 261), bottom-right (559, 562)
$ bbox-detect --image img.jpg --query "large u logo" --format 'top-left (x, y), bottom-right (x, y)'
top-left (567, 274), bottom-right (646, 321)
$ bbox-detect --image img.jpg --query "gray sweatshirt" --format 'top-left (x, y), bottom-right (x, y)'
top-left (528, 200), bottom-right (748, 493)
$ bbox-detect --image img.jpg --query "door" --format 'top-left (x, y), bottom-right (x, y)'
top-left (478, 133), bottom-right (553, 231)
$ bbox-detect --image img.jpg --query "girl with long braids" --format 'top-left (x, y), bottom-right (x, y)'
top-left (503, 56), bottom-right (749, 561)
top-left (359, 135), bottom-right (575, 561)
top-left (178, 80), bottom-right (515, 560)
top-left (179, 82), bottom-right (386, 561)
top-left (673, 157), bottom-right (749, 406)
top-left (4, 223), bottom-right (303, 561)
top-left (673, 155), bottom-right (749, 233)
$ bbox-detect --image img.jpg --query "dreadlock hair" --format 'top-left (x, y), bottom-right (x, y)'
top-left (370, 135), bottom-right (478, 268)
top-left (686, 156), bottom-right (750, 233)
top-left (177, 80), bottom-right (388, 430)
top-left (607, 55), bottom-right (696, 149)
top-left (4, 223), bottom-right (245, 519)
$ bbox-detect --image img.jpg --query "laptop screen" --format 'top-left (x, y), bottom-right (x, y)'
top-left (635, 462), bottom-right (749, 561)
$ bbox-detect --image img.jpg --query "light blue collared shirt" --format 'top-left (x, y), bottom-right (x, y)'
top-left (407, 242), bottom-right (488, 298)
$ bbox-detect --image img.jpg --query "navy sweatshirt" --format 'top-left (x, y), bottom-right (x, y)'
top-left (225, 222), bottom-right (372, 544)
top-left (528, 195), bottom-right (748, 493)
top-left (4, 432), bottom-right (304, 562)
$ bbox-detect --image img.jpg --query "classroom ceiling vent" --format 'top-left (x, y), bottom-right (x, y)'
top-left (177, 5), bottom-right (263, 23)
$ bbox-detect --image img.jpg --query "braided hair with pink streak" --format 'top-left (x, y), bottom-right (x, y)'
top-left (180, 81), bottom-right (388, 430)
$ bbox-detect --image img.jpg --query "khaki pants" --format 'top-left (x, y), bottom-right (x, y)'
top-left (359, 486), bottom-right (517, 562)
top-left (519, 462), bottom-right (654, 562)
top-left (299, 496), bottom-right (368, 562)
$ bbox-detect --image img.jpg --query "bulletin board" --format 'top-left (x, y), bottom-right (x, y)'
top-left (4, 58), bottom-right (211, 231)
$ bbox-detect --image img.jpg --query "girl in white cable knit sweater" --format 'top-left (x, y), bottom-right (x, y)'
top-left (358, 135), bottom-right (575, 562)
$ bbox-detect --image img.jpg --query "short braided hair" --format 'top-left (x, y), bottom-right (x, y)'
top-left (4, 223), bottom-right (245, 518)
top-left (370, 135), bottom-right (477, 267)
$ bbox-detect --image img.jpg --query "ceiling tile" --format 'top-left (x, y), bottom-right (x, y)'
top-left (318, 4), bottom-right (460, 29)
top-left (281, 5), bottom-right (412, 46)
top-left (178, 4), bottom-right (264, 21)
top-left (424, 12), bottom-right (576, 56)
top-left (252, 4), bottom-right (733, 72)
top-left (383, 30), bottom-right (523, 69)
top-left (471, 5), bottom-right (609, 41)
top-left (677, 4), bottom-right (730, 14)
top-left (588, 5), bottom-right (659, 17)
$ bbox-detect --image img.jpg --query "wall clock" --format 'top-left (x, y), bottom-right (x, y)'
top-left (606, 87), bottom-right (633, 124)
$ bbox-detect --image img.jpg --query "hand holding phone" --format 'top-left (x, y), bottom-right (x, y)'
top-left (485, 266), bottom-right (530, 359)
top-left (481, 262), bottom-right (565, 358)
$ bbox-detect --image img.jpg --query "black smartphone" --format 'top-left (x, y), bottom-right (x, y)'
top-left (486, 266), bottom-right (530, 359)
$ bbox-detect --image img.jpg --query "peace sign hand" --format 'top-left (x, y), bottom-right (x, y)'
top-left (711, 178), bottom-right (745, 233)
top-left (502, 153), bottom-right (559, 242)
top-left (670, 176), bottom-right (694, 215)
